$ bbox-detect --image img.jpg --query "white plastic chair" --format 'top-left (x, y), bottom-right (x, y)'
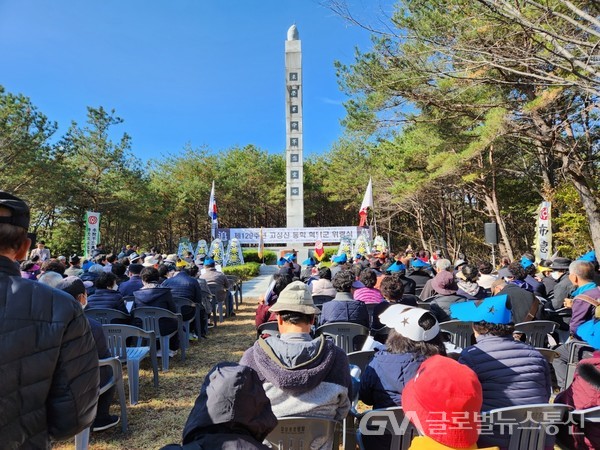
top-left (132, 306), bottom-right (185, 371)
top-left (316, 322), bottom-right (370, 354)
top-left (102, 324), bottom-right (159, 405)
top-left (74, 357), bottom-right (128, 450)
top-left (265, 416), bottom-right (339, 450)
top-left (481, 403), bottom-right (572, 450)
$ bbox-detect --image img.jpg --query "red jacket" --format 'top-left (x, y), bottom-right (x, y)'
top-left (555, 352), bottom-right (600, 449)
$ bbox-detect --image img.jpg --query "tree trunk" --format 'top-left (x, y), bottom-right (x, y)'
top-left (569, 170), bottom-right (600, 257)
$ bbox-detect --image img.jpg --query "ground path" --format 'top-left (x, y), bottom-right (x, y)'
top-left (53, 266), bottom-right (277, 449)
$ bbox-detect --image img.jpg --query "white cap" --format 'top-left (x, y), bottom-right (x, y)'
top-left (379, 305), bottom-right (440, 342)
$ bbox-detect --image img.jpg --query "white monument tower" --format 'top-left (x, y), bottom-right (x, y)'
top-left (285, 24), bottom-right (304, 229)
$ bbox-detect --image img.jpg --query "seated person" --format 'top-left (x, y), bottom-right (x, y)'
top-left (371, 273), bottom-right (417, 331)
top-left (385, 260), bottom-right (417, 295)
top-left (133, 266), bottom-right (179, 353)
top-left (456, 264), bottom-right (487, 300)
top-left (360, 306), bottom-right (445, 409)
top-left (555, 347), bottom-right (600, 450)
top-left (553, 260), bottom-right (599, 389)
top-left (403, 355), bottom-right (499, 450)
top-left (310, 267), bottom-right (336, 302)
top-left (320, 270), bottom-right (369, 328)
top-left (353, 268), bottom-right (385, 304)
top-left (118, 263), bottom-right (144, 297)
top-left (429, 271), bottom-right (466, 322)
top-left (86, 272), bottom-right (128, 314)
top-left (452, 295), bottom-right (551, 449)
top-left (160, 362), bottom-right (277, 450)
top-left (56, 276), bottom-right (120, 432)
top-left (255, 273), bottom-right (292, 329)
top-left (240, 281), bottom-right (352, 443)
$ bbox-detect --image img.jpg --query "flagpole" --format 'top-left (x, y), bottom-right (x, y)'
top-left (371, 177), bottom-right (378, 236)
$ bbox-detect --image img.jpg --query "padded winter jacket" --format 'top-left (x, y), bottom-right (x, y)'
top-left (0, 255), bottom-right (99, 448)
top-left (555, 352), bottom-right (600, 449)
top-left (320, 292), bottom-right (370, 327)
top-left (359, 349), bottom-right (425, 409)
top-left (86, 288), bottom-right (128, 313)
top-left (459, 334), bottom-right (551, 448)
top-left (161, 363), bottom-right (277, 450)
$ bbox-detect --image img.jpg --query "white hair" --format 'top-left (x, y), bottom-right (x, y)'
top-left (569, 260), bottom-right (595, 281)
top-left (435, 259), bottom-right (452, 271)
top-left (38, 271), bottom-right (64, 288)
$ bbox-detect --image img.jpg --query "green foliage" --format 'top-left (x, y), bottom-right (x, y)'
top-left (242, 249), bottom-right (277, 265)
top-left (553, 184), bottom-right (591, 259)
top-left (222, 262), bottom-right (261, 280)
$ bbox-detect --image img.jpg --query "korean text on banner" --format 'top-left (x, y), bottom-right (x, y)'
top-left (535, 201), bottom-right (552, 261)
top-left (84, 211), bottom-right (101, 258)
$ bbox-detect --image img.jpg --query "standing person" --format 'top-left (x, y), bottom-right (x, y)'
top-left (0, 192), bottom-right (99, 448)
top-left (29, 239), bottom-right (51, 262)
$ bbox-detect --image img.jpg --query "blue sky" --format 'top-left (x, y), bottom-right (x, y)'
top-left (0, 0), bottom-right (389, 162)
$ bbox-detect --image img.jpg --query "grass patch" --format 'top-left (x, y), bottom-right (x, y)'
top-left (52, 299), bottom-right (260, 449)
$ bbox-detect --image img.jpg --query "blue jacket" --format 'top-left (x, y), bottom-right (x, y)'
top-left (162, 272), bottom-right (203, 304)
top-left (459, 334), bottom-right (551, 448)
top-left (320, 292), bottom-right (369, 328)
top-left (133, 287), bottom-right (177, 313)
top-left (359, 349), bottom-right (425, 409)
top-left (118, 275), bottom-right (143, 297)
top-left (86, 288), bottom-right (128, 313)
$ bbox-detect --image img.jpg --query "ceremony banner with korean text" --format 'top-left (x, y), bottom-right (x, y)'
top-left (84, 211), bottom-right (101, 258)
top-left (535, 201), bottom-right (552, 261)
top-left (216, 227), bottom-right (371, 244)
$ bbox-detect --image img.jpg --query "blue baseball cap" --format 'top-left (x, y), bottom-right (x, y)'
top-left (450, 294), bottom-right (511, 324)
top-left (577, 319), bottom-right (600, 349)
top-left (411, 259), bottom-right (431, 269)
top-left (332, 254), bottom-right (347, 264)
top-left (302, 257), bottom-right (316, 267)
top-left (520, 256), bottom-right (534, 269)
top-left (579, 250), bottom-right (597, 263)
top-left (387, 261), bottom-right (407, 273)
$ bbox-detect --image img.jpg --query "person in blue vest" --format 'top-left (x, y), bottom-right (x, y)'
top-left (451, 295), bottom-right (551, 449)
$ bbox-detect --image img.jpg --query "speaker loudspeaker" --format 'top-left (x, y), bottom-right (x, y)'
top-left (484, 223), bottom-right (498, 245)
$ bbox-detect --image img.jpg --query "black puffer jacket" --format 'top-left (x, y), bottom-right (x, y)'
top-left (0, 255), bottom-right (99, 449)
top-left (161, 362), bottom-right (277, 450)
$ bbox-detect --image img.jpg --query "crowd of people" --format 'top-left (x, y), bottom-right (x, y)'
top-left (247, 247), bottom-right (600, 449)
top-left (3, 188), bottom-right (600, 449)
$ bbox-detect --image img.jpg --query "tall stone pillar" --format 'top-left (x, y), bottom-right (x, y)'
top-left (285, 24), bottom-right (304, 229)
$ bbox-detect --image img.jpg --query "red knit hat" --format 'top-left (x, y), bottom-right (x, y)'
top-left (402, 355), bottom-right (483, 448)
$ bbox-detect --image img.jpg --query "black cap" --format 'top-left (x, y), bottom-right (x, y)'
top-left (56, 276), bottom-right (93, 299)
top-left (0, 192), bottom-right (30, 230)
